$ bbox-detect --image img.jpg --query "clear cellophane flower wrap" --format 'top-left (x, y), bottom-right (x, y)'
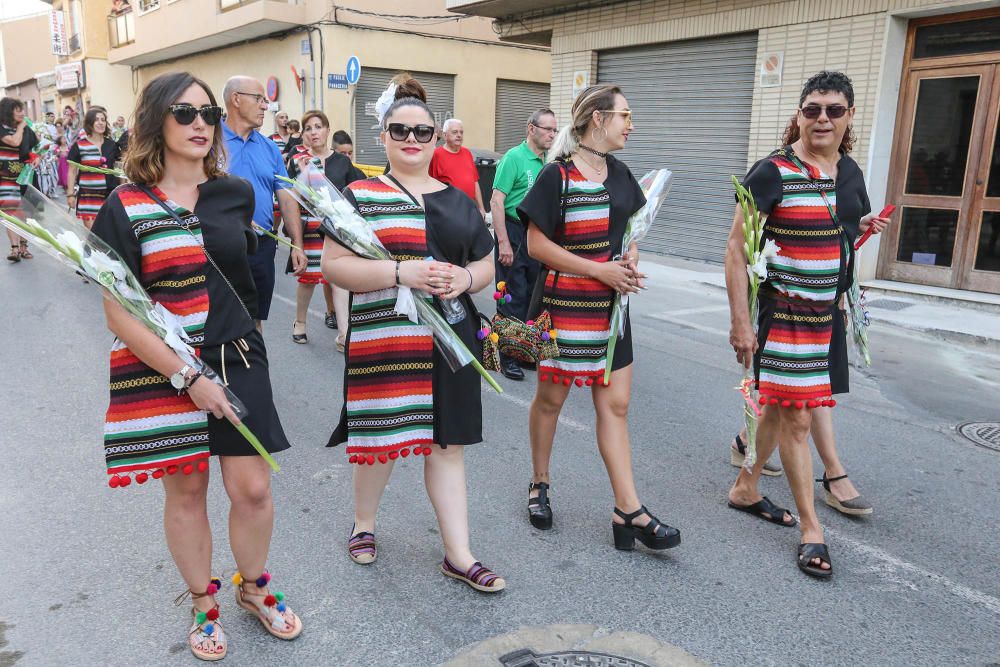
top-left (603, 169), bottom-right (673, 384)
top-left (276, 168), bottom-right (503, 394)
top-left (731, 176), bottom-right (781, 471)
top-left (0, 185), bottom-right (279, 472)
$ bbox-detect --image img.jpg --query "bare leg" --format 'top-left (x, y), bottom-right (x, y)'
top-left (353, 460), bottom-right (395, 534)
top-left (528, 377), bottom-right (571, 496)
top-left (424, 444), bottom-right (476, 570)
top-left (322, 282), bottom-right (335, 314)
top-left (162, 470), bottom-right (222, 653)
top-left (810, 407), bottom-right (861, 501)
top-left (776, 407), bottom-right (830, 570)
top-left (219, 456), bottom-right (274, 581)
top-left (333, 286), bottom-right (350, 345)
top-left (221, 455), bottom-right (297, 634)
top-left (728, 404), bottom-right (794, 524)
top-left (294, 283), bottom-right (316, 334)
top-left (591, 366), bottom-right (650, 526)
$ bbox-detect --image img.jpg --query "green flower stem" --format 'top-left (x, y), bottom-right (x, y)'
top-left (251, 223), bottom-right (301, 251)
top-left (230, 417), bottom-right (280, 472)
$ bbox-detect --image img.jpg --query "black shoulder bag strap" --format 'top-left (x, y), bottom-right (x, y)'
top-left (138, 184), bottom-right (255, 325)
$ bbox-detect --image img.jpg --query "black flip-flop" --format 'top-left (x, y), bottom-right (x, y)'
top-left (728, 496), bottom-right (797, 527)
top-left (798, 542), bottom-right (833, 578)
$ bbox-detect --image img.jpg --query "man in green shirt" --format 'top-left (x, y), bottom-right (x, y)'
top-left (490, 108), bottom-right (558, 380)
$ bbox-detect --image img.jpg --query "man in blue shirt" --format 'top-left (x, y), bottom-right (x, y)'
top-left (222, 75), bottom-right (306, 330)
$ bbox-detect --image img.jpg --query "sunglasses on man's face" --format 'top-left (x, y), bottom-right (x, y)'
top-left (385, 123), bottom-right (435, 144)
top-left (799, 104), bottom-right (849, 120)
top-left (169, 104), bottom-right (223, 126)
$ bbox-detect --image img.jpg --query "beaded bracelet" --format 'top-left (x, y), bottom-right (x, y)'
top-left (395, 260), bottom-right (401, 285)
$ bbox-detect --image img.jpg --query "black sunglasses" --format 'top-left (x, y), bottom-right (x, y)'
top-left (799, 104), bottom-right (849, 120)
top-left (169, 104), bottom-right (223, 126)
top-left (385, 123), bottom-right (435, 143)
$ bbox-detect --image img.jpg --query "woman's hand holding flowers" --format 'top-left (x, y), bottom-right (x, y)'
top-left (398, 259), bottom-right (454, 296)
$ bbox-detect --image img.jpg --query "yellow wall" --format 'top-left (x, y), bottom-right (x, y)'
top-left (134, 23), bottom-right (550, 151)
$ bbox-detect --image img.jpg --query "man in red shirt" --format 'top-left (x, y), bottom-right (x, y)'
top-left (429, 118), bottom-right (487, 220)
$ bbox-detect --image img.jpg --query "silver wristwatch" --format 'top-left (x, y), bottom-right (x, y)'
top-left (170, 364), bottom-right (191, 391)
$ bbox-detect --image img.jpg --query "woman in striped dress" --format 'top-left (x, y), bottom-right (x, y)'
top-left (519, 85), bottom-right (681, 553)
top-left (287, 110), bottom-right (363, 348)
top-left (1, 97), bottom-right (39, 262)
top-left (67, 107), bottom-right (121, 228)
top-left (322, 97), bottom-right (504, 593)
top-left (92, 72), bottom-right (300, 660)
top-left (726, 71), bottom-right (890, 578)
top-left (268, 112), bottom-right (290, 261)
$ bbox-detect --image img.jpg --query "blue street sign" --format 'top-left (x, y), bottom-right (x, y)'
top-left (346, 56), bottom-right (361, 85)
top-left (328, 74), bottom-right (348, 90)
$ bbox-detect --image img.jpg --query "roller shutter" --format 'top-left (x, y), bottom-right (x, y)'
top-left (495, 79), bottom-right (551, 153)
top-left (598, 32), bottom-right (758, 262)
top-left (354, 68), bottom-right (456, 165)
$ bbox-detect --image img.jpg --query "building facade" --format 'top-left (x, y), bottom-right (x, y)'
top-left (43, 0), bottom-right (152, 124)
top-left (0, 12), bottom-right (59, 119)
top-left (450, 0), bottom-right (1000, 296)
top-left (103, 0), bottom-right (551, 164)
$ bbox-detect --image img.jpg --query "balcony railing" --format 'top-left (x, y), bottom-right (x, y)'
top-left (219, 0), bottom-right (300, 11)
top-left (108, 10), bottom-right (135, 48)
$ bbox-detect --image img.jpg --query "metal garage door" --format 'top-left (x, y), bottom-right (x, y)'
top-left (354, 68), bottom-right (456, 165)
top-left (598, 33), bottom-right (758, 261)
top-left (495, 79), bottom-right (551, 153)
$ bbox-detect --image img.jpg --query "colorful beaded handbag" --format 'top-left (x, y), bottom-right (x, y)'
top-left (478, 283), bottom-right (559, 370)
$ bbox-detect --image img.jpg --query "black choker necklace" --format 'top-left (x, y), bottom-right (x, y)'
top-left (578, 144), bottom-right (608, 159)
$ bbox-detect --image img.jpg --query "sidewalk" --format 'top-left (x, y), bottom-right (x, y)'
top-left (639, 254), bottom-right (1000, 352)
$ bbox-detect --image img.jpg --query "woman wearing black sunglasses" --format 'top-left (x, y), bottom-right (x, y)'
top-left (322, 96), bottom-right (504, 593)
top-left (725, 71), bottom-right (891, 578)
top-left (91, 72), bottom-right (300, 660)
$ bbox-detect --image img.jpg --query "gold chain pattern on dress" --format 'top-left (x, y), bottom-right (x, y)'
top-left (348, 361), bottom-right (435, 376)
top-left (543, 296), bottom-right (612, 308)
top-left (773, 312), bottom-right (833, 323)
top-left (767, 226), bottom-right (843, 237)
top-left (110, 375), bottom-right (169, 391)
top-left (564, 240), bottom-right (611, 251)
top-left (150, 275), bottom-right (207, 289)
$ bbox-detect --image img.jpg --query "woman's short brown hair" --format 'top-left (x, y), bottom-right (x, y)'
top-left (124, 72), bottom-right (227, 185)
top-left (300, 110), bottom-right (329, 131)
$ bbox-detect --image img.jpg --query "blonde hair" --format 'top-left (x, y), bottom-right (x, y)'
top-left (548, 84), bottom-right (622, 163)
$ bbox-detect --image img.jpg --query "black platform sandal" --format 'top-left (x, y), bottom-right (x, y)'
top-left (798, 542), bottom-right (833, 578)
top-left (528, 482), bottom-right (552, 530)
top-left (612, 505), bottom-right (680, 551)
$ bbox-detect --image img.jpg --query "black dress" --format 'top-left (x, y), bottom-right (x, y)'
top-left (327, 183), bottom-right (495, 447)
top-left (92, 176), bottom-right (292, 456)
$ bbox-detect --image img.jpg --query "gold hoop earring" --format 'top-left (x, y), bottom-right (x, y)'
top-left (592, 127), bottom-right (608, 144)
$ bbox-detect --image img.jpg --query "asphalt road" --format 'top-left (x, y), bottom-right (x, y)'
top-left (1, 240), bottom-right (998, 666)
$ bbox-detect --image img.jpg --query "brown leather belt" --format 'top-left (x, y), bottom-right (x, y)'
top-left (760, 288), bottom-right (837, 309)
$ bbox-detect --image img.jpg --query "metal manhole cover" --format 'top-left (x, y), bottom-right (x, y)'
top-left (865, 298), bottom-right (914, 311)
top-left (500, 648), bottom-right (652, 667)
top-left (957, 422), bottom-right (1000, 452)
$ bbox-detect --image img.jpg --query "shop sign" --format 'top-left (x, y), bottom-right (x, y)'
top-left (49, 10), bottom-right (69, 56)
top-left (55, 62), bottom-right (86, 92)
top-left (572, 70), bottom-right (590, 99)
top-left (760, 52), bottom-right (783, 88)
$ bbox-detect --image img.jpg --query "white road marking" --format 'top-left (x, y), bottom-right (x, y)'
top-left (272, 292), bottom-right (327, 321)
top-left (491, 387), bottom-right (589, 432)
top-left (654, 304), bottom-right (730, 317)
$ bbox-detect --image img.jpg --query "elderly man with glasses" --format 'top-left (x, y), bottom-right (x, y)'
top-left (490, 107), bottom-right (558, 380)
top-left (221, 76), bottom-right (307, 331)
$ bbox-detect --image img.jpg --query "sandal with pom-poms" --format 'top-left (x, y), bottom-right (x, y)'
top-left (174, 578), bottom-right (226, 661)
top-left (233, 571), bottom-right (303, 640)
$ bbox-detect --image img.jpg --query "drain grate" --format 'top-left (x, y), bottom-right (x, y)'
top-left (957, 422), bottom-right (1000, 452)
top-left (500, 649), bottom-right (652, 667)
top-left (865, 298), bottom-right (915, 311)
